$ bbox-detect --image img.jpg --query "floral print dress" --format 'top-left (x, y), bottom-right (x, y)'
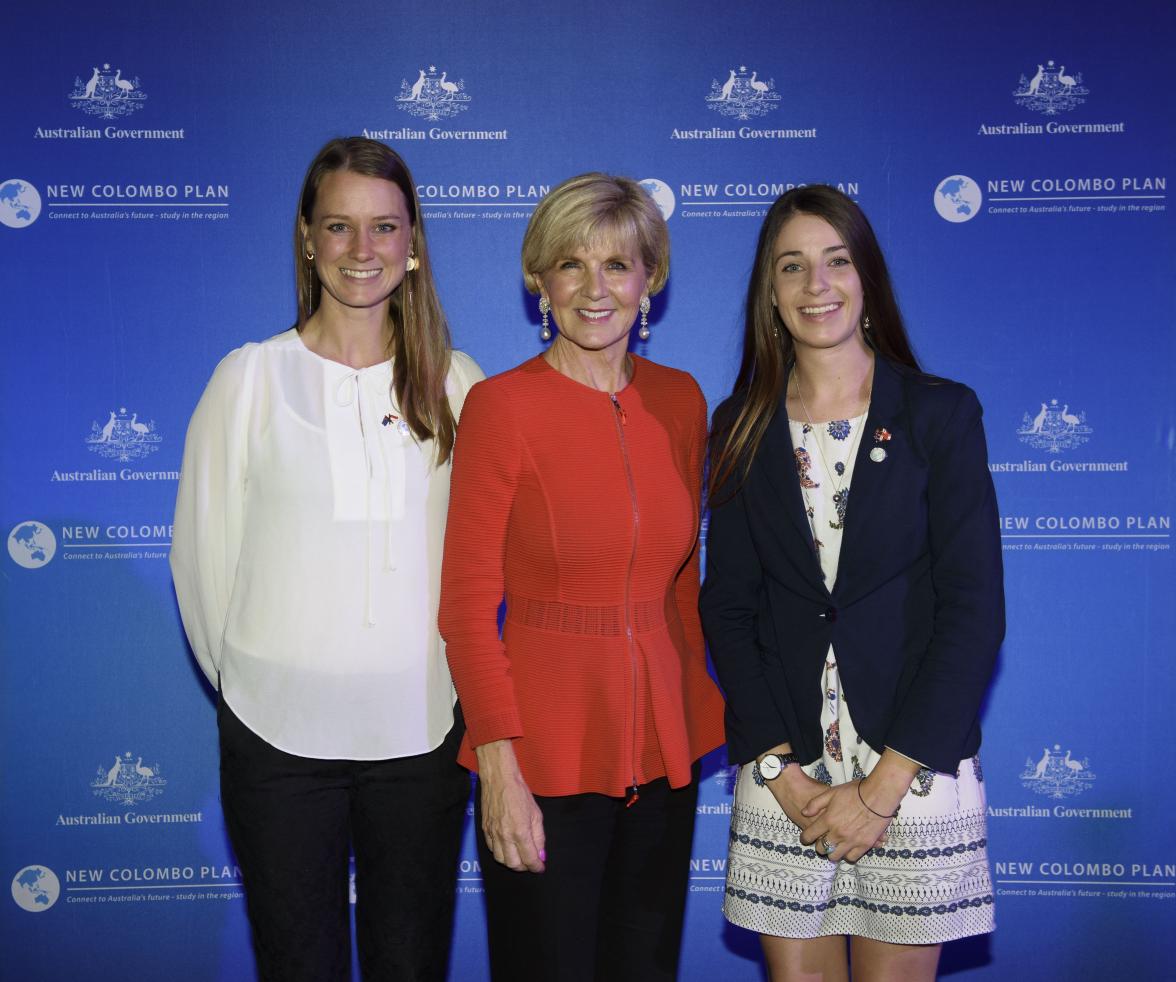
top-left (722, 414), bottom-right (996, 944)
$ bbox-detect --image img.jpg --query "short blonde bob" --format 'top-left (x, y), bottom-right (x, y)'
top-left (521, 173), bottom-right (669, 295)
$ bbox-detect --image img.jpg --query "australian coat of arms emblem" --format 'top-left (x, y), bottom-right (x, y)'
top-left (1017, 398), bottom-right (1091, 454)
top-left (69, 63), bottom-right (147, 120)
top-left (1020, 744), bottom-right (1094, 799)
top-left (396, 66), bottom-right (470, 121)
top-left (91, 752), bottom-right (166, 805)
top-left (86, 407), bottom-right (162, 462)
top-left (1013, 60), bottom-right (1088, 116)
top-left (706, 66), bottom-right (781, 121)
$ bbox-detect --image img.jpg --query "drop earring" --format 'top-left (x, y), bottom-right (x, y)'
top-left (638, 296), bottom-right (651, 341)
top-left (405, 254), bottom-right (419, 272)
top-left (539, 297), bottom-right (552, 341)
top-left (302, 247), bottom-right (315, 320)
top-left (862, 314), bottom-right (871, 332)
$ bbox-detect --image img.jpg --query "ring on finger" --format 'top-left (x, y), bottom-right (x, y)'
top-left (820, 836), bottom-right (836, 856)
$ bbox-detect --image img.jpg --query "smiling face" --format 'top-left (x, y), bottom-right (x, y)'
top-left (771, 212), bottom-right (866, 356)
top-left (301, 169), bottom-right (413, 316)
top-left (536, 237), bottom-right (649, 359)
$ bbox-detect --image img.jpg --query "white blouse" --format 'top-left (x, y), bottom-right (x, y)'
top-left (170, 328), bottom-right (484, 760)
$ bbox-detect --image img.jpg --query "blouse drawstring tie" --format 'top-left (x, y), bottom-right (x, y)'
top-left (333, 370), bottom-right (405, 628)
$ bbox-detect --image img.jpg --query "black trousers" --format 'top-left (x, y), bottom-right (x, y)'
top-left (475, 764), bottom-right (701, 982)
top-left (218, 698), bottom-right (470, 982)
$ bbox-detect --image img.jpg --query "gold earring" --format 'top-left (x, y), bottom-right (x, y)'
top-left (305, 248), bottom-right (314, 261)
top-left (406, 255), bottom-right (419, 272)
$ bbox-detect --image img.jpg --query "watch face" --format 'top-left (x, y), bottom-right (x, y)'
top-left (759, 755), bottom-right (782, 781)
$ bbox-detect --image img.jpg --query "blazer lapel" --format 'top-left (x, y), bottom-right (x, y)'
top-left (834, 356), bottom-right (905, 601)
top-left (756, 396), bottom-right (831, 594)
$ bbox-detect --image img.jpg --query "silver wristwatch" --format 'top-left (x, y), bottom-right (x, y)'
top-left (755, 752), bottom-right (800, 784)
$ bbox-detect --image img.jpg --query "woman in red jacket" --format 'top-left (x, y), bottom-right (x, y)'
top-left (439, 172), bottom-right (725, 982)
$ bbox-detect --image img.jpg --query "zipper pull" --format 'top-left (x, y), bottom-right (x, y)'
top-left (610, 392), bottom-right (627, 425)
top-left (625, 783), bottom-right (640, 808)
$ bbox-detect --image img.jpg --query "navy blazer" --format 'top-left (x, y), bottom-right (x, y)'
top-left (700, 356), bottom-right (1004, 774)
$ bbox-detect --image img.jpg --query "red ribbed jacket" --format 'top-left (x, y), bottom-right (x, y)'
top-left (439, 355), bottom-right (725, 797)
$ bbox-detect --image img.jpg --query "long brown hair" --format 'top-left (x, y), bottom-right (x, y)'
top-left (708, 185), bottom-right (920, 500)
top-left (295, 137), bottom-right (456, 464)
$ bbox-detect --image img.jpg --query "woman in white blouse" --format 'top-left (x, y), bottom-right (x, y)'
top-left (170, 137), bottom-right (483, 982)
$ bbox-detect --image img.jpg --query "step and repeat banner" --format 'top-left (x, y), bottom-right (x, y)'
top-left (3, 1), bottom-right (1173, 978)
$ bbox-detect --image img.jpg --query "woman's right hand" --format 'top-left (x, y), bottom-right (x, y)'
top-left (475, 739), bottom-right (546, 873)
top-left (755, 751), bottom-right (828, 832)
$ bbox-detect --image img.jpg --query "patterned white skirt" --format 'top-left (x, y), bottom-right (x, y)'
top-left (724, 657), bottom-right (995, 944)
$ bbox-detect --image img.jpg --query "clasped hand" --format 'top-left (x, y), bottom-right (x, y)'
top-left (762, 748), bottom-right (914, 863)
top-left (797, 779), bottom-right (892, 864)
top-left (764, 769), bottom-right (887, 863)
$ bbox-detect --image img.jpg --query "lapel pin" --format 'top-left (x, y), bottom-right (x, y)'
top-left (869, 447), bottom-right (887, 463)
top-left (874, 427), bottom-right (891, 442)
top-left (383, 413), bottom-right (411, 436)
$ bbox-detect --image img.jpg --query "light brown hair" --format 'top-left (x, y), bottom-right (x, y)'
top-left (295, 137), bottom-right (457, 463)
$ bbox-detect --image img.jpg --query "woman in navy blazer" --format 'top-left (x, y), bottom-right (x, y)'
top-left (701, 186), bottom-right (1003, 981)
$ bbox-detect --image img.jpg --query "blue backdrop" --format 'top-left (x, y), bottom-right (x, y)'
top-left (3, 1), bottom-right (1173, 978)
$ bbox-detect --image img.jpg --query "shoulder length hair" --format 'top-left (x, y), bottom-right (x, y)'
top-left (708, 184), bottom-right (920, 500)
top-left (294, 136), bottom-right (457, 464)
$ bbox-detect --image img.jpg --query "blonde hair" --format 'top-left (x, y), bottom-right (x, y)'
top-left (294, 137), bottom-right (457, 464)
top-left (521, 173), bottom-right (669, 294)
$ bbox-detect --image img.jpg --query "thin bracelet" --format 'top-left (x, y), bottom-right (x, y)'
top-left (857, 779), bottom-right (899, 819)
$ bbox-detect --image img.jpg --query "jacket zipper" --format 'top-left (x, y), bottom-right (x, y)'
top-left (610, 391), bottom-right (641, 806)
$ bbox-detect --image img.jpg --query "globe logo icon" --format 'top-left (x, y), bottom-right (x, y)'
top-left (11, 866), bottom-right (61, 912)
top-left (934, 175), bottom-right (982, 223)
top-left (0, 179), bottom-right (43, 229)
top-left (639, 178), bottom-right (676, 221)
top-left (8, 521), bottom-right (57, 569)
